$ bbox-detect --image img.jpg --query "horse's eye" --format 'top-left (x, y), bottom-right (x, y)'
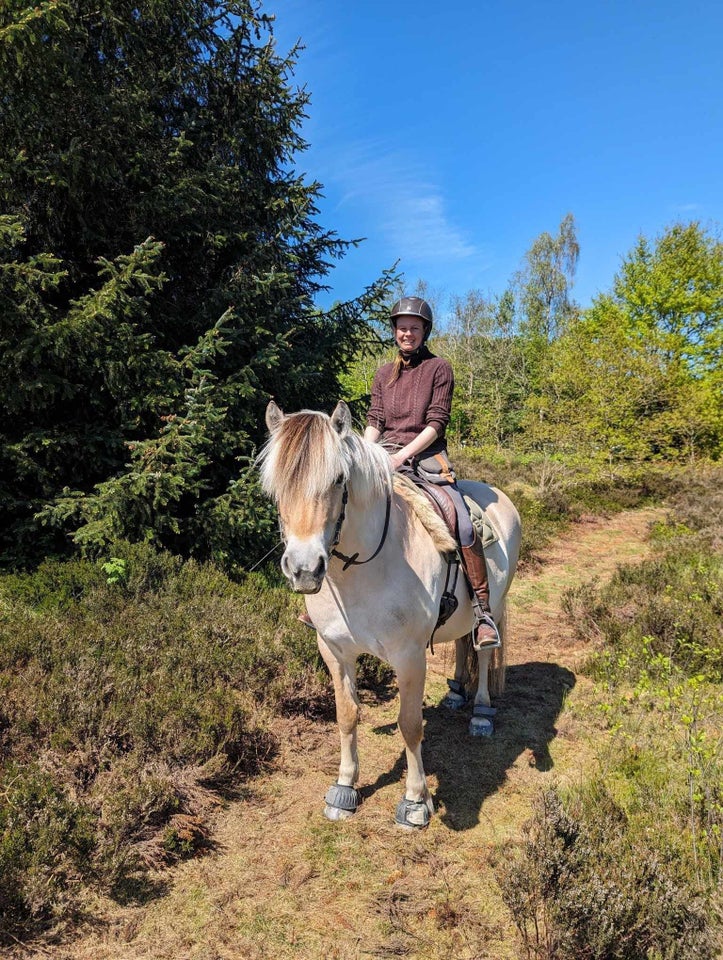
top-left (334, 474), bottom-right (344, 486)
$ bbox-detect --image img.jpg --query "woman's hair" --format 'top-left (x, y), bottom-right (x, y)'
top-left (387, 350), bottom-right (409, 386)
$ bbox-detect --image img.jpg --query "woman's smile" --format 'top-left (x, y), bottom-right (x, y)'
top-left (394, 317), bottom-right (425, 353)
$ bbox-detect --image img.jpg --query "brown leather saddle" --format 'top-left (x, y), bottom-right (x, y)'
top-left (411, 477), bottom-right (460, 542)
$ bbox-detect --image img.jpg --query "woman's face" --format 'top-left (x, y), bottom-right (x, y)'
top-left (394, 315), bottom-right (425, 353)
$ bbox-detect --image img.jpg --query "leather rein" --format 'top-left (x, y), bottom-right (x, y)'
top-left (330, 481), bottom-right (393, 572)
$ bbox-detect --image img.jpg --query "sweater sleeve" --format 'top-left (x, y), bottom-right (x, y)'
top-left (366, 367), bottom-right (386, 431)
top-left (425, 360), bottom-right (454, 433)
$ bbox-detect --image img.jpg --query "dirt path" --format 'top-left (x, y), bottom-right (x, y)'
top-left (38, 507), bottom-right (664, 960)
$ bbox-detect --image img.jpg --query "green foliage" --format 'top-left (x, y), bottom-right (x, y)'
top-left (442, 288), bottom-right (528, 447)
top-left (450, 444), bottom-right (681, 564)
top-left (563, 467), bottom-right (723, 683)
top-left (524, 222), bottom-right (723, 461)
top-left (548, 466), bottom-right (723, 934)
top-left (0, 0), bottom-right (395, 567)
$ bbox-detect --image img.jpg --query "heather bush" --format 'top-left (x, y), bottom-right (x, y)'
top-left (0, 543), bottom-right (329, 932)
top-left (496, 787), bottom-right (716, 960)
top-left (0, 763), bottom-right (95, 932)
top-left (516, 464), bottom-right (723, 956)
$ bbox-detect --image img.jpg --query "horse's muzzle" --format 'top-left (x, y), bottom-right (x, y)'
top-left (282, 550), bottom-right (326, 594)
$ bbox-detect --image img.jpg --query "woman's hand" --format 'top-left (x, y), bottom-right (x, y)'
top-left (389, 450), bottom-right (409, 471)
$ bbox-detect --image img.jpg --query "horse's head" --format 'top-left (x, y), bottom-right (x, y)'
top-left (260, 400), bottom-right (353, 593)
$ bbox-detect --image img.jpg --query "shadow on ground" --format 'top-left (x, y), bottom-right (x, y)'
top-left (363, 661), bottom-right (576, 831)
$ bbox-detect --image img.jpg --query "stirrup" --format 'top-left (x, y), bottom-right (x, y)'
top-left (473, 611), bottom-right (501, 651)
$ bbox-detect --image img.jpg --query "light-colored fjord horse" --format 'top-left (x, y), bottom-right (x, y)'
top-left (260, 400), bottom-right (521, 829)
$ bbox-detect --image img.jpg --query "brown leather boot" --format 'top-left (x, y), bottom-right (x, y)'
top-left (460, 532), bottom-right (500, 650)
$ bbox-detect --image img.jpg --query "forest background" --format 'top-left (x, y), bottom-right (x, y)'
top-left (0, 2), bottom-right (721, 956)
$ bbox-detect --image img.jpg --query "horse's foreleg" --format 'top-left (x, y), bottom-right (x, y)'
top-left (317, 635), bottom-right (361, 820)
top-left (394, 650), bottom-right (433, 829)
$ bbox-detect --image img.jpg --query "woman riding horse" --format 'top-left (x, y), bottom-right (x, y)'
top-left (260, 393), bottom-right (521, 827)
top-left (302, 296), bottom-right (498, 647)
top-left (364, 296), bottom-right (499, 648)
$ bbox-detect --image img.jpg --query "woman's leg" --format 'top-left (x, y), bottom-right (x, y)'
top-left (445, 485), bottom-right (499, 649)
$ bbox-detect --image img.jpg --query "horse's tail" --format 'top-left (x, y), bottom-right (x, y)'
top-left (463, 598), bottom-right (508, 698)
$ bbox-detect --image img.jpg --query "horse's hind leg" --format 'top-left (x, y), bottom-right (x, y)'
top-left (394, 649), bottom-right (433, 829)
top-left (470, 601), bottom-right (507, 737)
top-left (441, 634), bottom-right (474, 709)
top-left (317, 635), bottom-right (361, 820)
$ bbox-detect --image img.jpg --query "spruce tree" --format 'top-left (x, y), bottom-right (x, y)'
top-left (0, 1), bottom-right (394, 566)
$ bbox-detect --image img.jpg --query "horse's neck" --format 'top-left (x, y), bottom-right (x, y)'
top-left (332, 477), bottom-right (441, 588)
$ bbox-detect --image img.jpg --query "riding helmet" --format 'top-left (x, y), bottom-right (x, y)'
top-left (389, 296), bottom-right (433, 339)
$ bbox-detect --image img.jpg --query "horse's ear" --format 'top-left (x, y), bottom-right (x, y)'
top-left (330, 401), bottom-right (351, 437)
top-left (265, 400), bottom-right (284, 433)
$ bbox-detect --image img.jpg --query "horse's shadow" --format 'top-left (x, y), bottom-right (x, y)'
top-left (363, 661), bottom-right (576, 831)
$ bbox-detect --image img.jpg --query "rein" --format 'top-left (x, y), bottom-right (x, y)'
top-left (330, 481), bottom-right (393, 572)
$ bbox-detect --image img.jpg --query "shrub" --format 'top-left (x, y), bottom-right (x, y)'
top-left (0, 763), bottom-right (95, 936)
top-left (496, 787), bottom-right (716, 960)
top-left (0, 543), bottom-right (325, 931)
top-left (564, 547), bottom-right (723, 684)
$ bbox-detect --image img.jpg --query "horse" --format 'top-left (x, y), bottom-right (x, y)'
top-left (259, 400), bottom-right (521, 829)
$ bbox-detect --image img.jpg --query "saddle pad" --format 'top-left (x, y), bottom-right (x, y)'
top-left (463, 495), bottom-right (498, 549)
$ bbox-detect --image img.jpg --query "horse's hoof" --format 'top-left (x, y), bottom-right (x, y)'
top-left (395, 797), bottom-right (431, 830)
top-left (469, 715), bottom-right (494, 737)
top-left (323, 783), bottom-right (359, 820)
top-left (442, 691), bottom-right (466, 710)
top-left (324, 803), bottom-right (355, 821)
top-left (443, 679), bottom-right (467, 710)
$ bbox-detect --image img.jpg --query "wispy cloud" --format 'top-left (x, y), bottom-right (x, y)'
top-left (323, 142), bottom-right (480, 266)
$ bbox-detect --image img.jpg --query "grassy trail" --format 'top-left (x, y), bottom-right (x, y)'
top-left (37, 507), bottom-right (663, 960)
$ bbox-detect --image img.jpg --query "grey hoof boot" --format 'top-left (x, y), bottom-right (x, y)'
top-left (395, 797), bottom-right (431, 830)
top-left (442, 678), bottom-right (467, 710)
top-left (469, 703), bottom-right (496, 737)
top-left (324, 783), bottom-right (359, 821)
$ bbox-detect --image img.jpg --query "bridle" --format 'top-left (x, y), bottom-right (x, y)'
top-left (330, 481), bottom-right (393, 572)
top-left (278, 478), bottom-right (393, 574)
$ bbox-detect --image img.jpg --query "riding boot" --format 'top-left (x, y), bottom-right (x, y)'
top-left (459, 531), bottom-right (500, 650)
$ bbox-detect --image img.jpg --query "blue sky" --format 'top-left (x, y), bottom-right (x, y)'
top-left (270, 0), bottom-right (722, 317)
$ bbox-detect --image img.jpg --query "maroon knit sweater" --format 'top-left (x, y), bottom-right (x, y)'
top-left (366, 347), bottom-right (454, 454)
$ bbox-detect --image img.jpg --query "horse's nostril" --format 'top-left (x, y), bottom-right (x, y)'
top-left (313, 556), bottom-right (326, 579)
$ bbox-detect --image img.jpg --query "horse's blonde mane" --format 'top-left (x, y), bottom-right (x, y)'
top-left (259, 409), bottom-right (456, 555)
top-left (259, 409), bottom-right (390, 506)
top-left (392, 473), bottom-right (456, 553)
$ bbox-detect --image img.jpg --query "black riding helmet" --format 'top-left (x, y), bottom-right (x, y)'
top-left (390, 296), bottom-right (433, 342)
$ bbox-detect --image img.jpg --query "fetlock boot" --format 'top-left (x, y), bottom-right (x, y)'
top-left (460, 532), bottom-right (500, 650)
